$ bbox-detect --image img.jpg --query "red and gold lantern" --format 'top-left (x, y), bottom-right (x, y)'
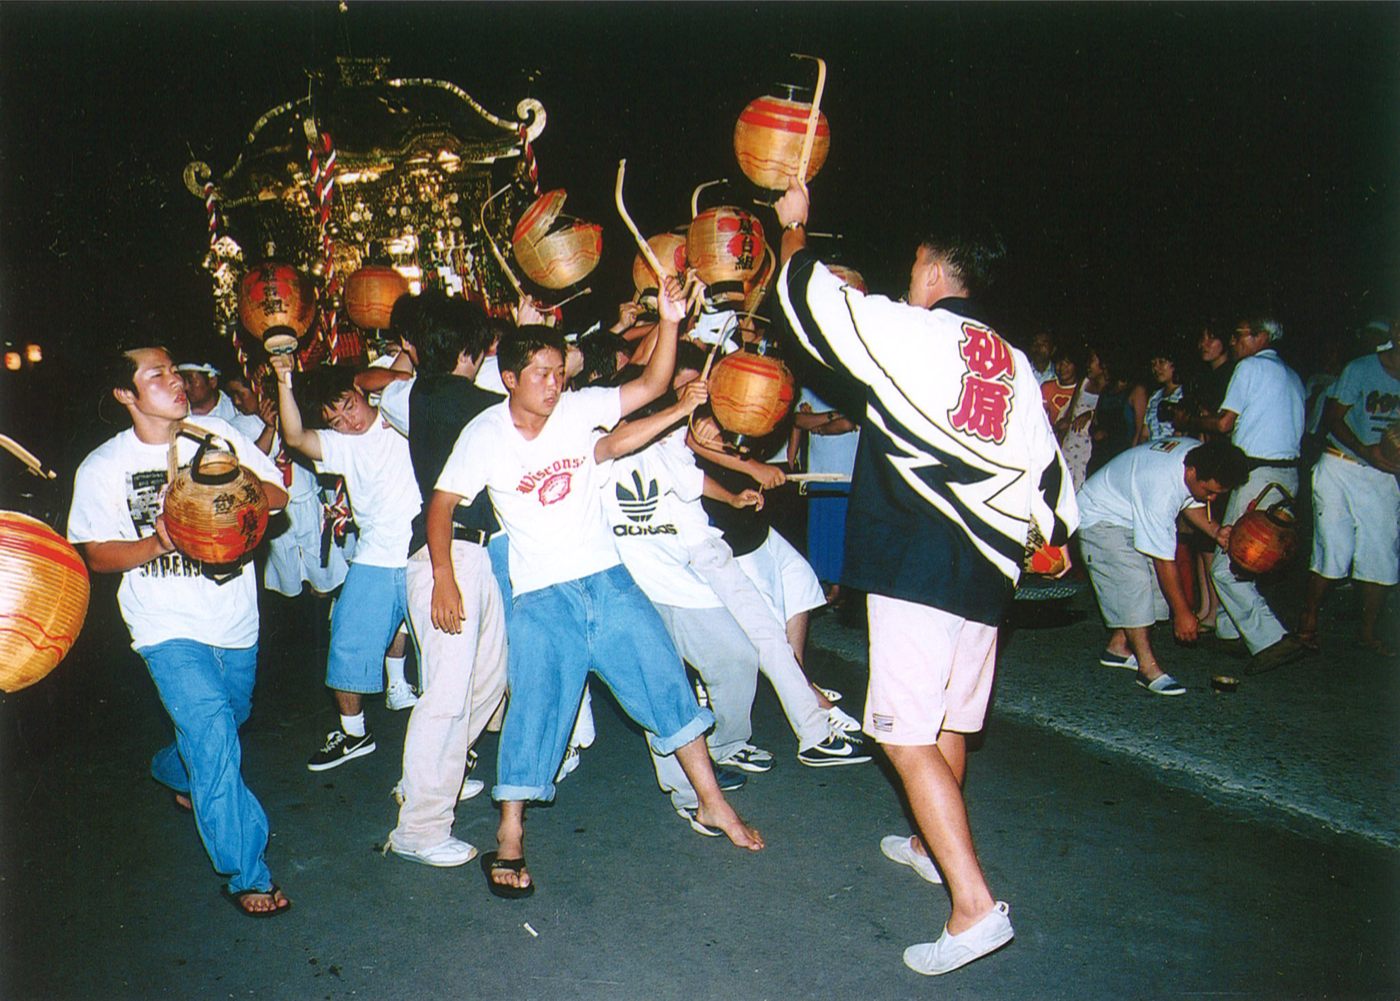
top-left (512, 189), bottom-right (603, 290)
top-left (632, 232), bottom-right (688, 303)
top-left (0, 511), bottom-right (90, 693)
top-left (1228, 483), bottom-right (1297, 576)
top-left (162, 425), bottom-right (270, 567)
top-left (733, 94), bottom-right (831, 191)
top-left (708, 342), bottom-right (795, 451)
top-left (688, 207), bottom-right (765, 306)
top-left (239, 262), bottom-right (315, 355)
top-left (344, 265), bottom-right (410, 330)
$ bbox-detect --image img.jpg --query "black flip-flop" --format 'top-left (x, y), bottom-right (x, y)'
top-left (224, 884), bottom-right (292, 919)
top-left (480, 851), bottom-right (535, 899)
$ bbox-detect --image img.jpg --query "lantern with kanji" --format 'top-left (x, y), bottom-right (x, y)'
top-left (1228, 483), bottom-right (1297, 576)
top-left (688, 207), bottom-right (765, 307)
top-left (512, 189), bottom-right (603, 290)
top-left (733, 92), bottom-right (830, 191)
top-left (0, 511), bottom-right (90, 693)
top-left (162, 424), bottom-right (270, 567)
top-left (238, 262), bottom-right (315, 356)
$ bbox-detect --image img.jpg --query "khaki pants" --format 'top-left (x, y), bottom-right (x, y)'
top-left (392, 541), bottom-right (508, 850)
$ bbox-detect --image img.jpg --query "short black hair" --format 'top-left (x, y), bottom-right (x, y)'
top-left (917, 217), bottom-right (1006, 298)
top-left (394, 290), bottom-right (493, 375)
top-left (101, 343), bottom-right (173, 396)
top-left (498, 325), bottom-right (567, 378)
top-left (297, 365), bottom-right (360, 427)
top-left (675, 339), bottom-right (709, 376)
top-left (575, 329), bottom-right (630, 387)
top-left (1185, 439), bottom-right (1249, 490)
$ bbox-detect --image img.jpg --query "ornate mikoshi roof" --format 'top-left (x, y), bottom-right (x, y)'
top-left (186, 57), bottom-right (545, 209)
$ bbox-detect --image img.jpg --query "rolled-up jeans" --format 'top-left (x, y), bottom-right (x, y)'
top-left (137, 639), bottom-right (272, 894)
top-left (493, 564), bottom-right (713, 803)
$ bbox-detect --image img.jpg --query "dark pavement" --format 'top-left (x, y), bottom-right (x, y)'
top-left (2, 580), bottom-right (1397, 1001)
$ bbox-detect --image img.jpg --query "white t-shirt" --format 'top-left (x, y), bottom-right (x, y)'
top-left (604, 428), bottom-right (723, 609)
top-left (377, 376), bottom-right (414, 435)
top-left (314, 418), bottom-right (420, 567)
top-left (68, 417), bottom-right (282, 651)
top-left (1220, 349), bottom-right (1305, 460)
top-left (1327, 352), bottom-right (1400, 458)
top-left (436, 387), bottom-right (623, 595)
top-left (475, 355), bottom-right (506, 395)
top-left (1076, 437), bottom-right (1204, 561)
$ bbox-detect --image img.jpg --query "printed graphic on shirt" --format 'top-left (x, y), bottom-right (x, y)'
top-left (1150, 439), bottom-right (1183, 453)
top-left (517, 456), bottom-right (586, 506)
top-left (613, 471), bottom-right (678, 537)
top-left (127, 468), bottom-right (203, 579)
top-left (948, 322), bottom-right (1016, 444)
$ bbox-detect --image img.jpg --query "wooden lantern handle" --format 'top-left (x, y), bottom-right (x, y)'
top-left (0, 434), bottom-right (56, 480)
top-left (791, 53), bottom-right (827, 187)
top-left (615, 160), bottom-right (666, 283)
top-left (690, 178), bottom-right (727, 219)
top-left (481, 184), bottom-right (527, 299)
top-left (166, 422), bottom-right (236, 486)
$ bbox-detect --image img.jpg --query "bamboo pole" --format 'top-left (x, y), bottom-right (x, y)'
top-left (791, 53), bottom-right (827, 187)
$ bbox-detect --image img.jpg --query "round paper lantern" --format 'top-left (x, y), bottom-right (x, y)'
top-left (632, 232), bottom-right (688, 300)
top-left (1228, 485), bottom-right (1297, 576)
top-left (688, 207), bottom-right (765, 305)
top-left (344, 265), bottom-right (409, 330)
top-left (708, 343), bottom-right (795, 450)
top-left (162, 428), bottom-right (270, 566)
top-left (512, 189), bottom-right (603, 290)
top-left (0, 511), bottom-right (90, 693)
top-left (733, 94), bottom-right (830, 190)
top-left (238, 263), bottom-right (315, 345)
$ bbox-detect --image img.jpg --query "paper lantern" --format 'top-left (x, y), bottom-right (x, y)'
top-left (344, 265), bottom-right (409, 330)
top-left (162, 426), bottom-right (270, 566)
top-left (512, 189), bottom-right (603, 290)
top-left (733, 95), bottom-right (830, 190)
top-left (0, 512), bottom-right (90, 693)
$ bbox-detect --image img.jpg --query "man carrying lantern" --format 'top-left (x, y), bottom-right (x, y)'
top-left (68, 345), bottom-right (291, 917)
top-left (774, 181), bottom-right (1078, 976)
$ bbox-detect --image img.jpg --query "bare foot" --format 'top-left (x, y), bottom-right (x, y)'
top-left (492, 825), bottom-right (532, 891)
top-left (908, 834), bottom-right (929, 859)
top-left (695, 800), bottom-right (764, 851)
top-left (235, 887), bottom-right (291, 915)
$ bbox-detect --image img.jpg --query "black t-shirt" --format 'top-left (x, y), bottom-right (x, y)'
top-left (406, 374), bottom-right (504, 555)
top-left (697, 457), bottom-right (769, 558)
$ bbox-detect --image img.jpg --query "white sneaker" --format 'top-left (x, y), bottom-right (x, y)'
top-left (827, 706), bottom-right (862, 733)
top-left (385, 681), bottom-right (419, 711)
top-left (458, 777), bottom-right (485, 801)
top-left (555, 745), bottom-right (581, 782)
top-left (389, 836), bottom-right (478, 868)
top-left (880, 835), bottom-right (943, 885)
top-left (903, 901), bottom-right (1014, 975)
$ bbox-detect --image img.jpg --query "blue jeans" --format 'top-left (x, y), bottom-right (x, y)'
top-left (326, 563), bottom-right (408, 693)
top-left (494, 564), bottom-right (713, 802)
top-left (137, 640), bottom-right (272, 894)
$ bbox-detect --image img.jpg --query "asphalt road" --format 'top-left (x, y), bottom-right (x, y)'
top-left (2, 581), bottom-right (1396, 1000)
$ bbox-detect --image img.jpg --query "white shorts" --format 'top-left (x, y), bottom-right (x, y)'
top-left (1078, 523), bottom-right (1169, 629)
top-left (735, 529), bottom-right (826, 623)
top-left (1310, 452), bottom-right (1400, 585)
top-left (865, 595), bottom-right (998, 744)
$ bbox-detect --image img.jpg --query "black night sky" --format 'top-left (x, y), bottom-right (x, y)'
top-left (1, 2), bottom-right (1397, 464)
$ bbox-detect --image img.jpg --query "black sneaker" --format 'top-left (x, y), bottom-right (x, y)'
top-left (307, 729), bottom-right (377, 772)
top-left (713, 764), bottom-right (748, 791)
top-left (798, 731), bottom-right (873, 768)
top-left (715, 744), bottom-right (775, 774)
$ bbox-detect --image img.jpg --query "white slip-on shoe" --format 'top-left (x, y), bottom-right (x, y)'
top-left (1135, 671), bottom-right (1186, 696)
top-left (879, 835), bottom-right (943, 885)
top-left (458, 778), bottom-right (486, 801)
top-left (390, 836), bottom-right (478, 868)
top-left (385, 681), bottom-right (419, 711)
top-left (827, 706), bottom-right (862, 733)
top-left (1098, 650), bottom-right (1139, 670)
top-left (903, 901), bottom-right (1014, 976)
top-left (675, 807), bottom-right (722, 838)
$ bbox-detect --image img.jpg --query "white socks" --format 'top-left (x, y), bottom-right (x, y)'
top-left (340, 712), bottom-right (367, 738)
top-left (384, 655), bottom-right (408, 689)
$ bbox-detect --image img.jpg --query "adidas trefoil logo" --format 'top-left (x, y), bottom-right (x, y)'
top-left (616, 471), bottom-right (660, 523)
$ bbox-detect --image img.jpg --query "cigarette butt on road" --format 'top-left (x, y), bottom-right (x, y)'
top-left (523, 922), bottom-right (539, 938)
